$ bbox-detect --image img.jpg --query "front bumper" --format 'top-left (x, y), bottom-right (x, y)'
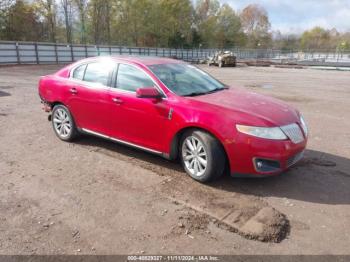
top-left (226, 132), bottom-right (307, 177)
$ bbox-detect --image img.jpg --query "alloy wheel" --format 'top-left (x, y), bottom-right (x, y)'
top-left (53, 108), bottom-right (72, 138)
top-left (182, 136), bottom-right (207, 177)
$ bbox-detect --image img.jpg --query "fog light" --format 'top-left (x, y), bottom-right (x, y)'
top-left (254, 158), bottom-right (281, 172)
top-left (256, 161), bottom-right (263, 169)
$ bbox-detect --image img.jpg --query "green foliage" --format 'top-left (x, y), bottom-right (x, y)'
top-left (194, 0), bottom-right (245, 48)
top-left (240, 4), bottom-right (271, 48)
top-left (272, 32), bottom-right (299, 51)
top-left (1, 0), bottom-right (42, 41)
top-left (300, 27), bottom-right (331, 50)
top-left (337, 41), bottom-right (350, 51)
top-left (0, 0), bottom-right (349, 51)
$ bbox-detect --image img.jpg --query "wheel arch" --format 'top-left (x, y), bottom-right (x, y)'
top-left (168, 125), bottom-right (230, 172)
top-left (50, 101), bottom-right (65, 108)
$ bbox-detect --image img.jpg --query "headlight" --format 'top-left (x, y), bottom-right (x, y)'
top-left (300, 115), bottom-right (308, 136)
top-left (236, 124), bottom-right (287, 140)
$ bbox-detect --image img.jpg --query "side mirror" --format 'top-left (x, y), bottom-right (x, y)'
top-left (136, 87), bottom-right (162, 99)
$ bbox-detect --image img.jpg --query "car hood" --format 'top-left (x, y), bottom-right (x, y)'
top-left (189, 87), bottom-right (299, 126)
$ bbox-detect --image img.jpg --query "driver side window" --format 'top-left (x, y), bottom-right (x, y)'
top-left (116, 64), bottom-right (155, 92)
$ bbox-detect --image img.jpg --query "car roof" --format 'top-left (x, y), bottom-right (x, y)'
top-left (78, 56), bottom-right (184, 66)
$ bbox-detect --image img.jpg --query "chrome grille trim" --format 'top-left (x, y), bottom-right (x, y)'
top-left (280, 123), bottom-right (304, 144)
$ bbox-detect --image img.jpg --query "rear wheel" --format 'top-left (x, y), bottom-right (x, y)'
top-left (52, 104), bottom-right (78, 141)
top-left (180, 130), bottom-right (226, 182)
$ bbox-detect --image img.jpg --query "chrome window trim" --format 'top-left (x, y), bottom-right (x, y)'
top-left (69, 61), bottom-right (90, 79)
top-left (112, 62), bottom-right (167, 99)
top-left (71, 63), bottom-right (87, 80)
top-left (69, 59), bottom-right (168, 98)
top-left (69, 60), bottom-right (113, 90)
top-left (69, 77), bottom-right (111, 91)
top-left (81, 128), bottom-right (163, 155)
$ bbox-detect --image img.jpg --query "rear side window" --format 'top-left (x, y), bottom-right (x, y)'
top-left (116, 64), bottom-right (155, 92)
top-left (83, 62), bottom-right (112, 86)
top-left (72, 64), bottom-right (86, 80)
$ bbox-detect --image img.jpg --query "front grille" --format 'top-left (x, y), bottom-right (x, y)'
top-left (287, 150), bottom-right (304, 167)
top-left (281, 123), bottom-right (304, 144)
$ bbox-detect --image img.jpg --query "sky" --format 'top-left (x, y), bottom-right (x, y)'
top-left (221, 0), bottom-right (350, 34)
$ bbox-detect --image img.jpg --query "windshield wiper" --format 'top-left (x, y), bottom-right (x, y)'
top-left (184, 91), bottom-right (207, 97)
top-left (205, 87), bottom-right (228, 94)
top-left (183, 87), bottom-right (228, 97)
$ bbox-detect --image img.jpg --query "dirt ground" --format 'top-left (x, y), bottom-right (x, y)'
top-left (0, 64), bottom-right (349, 255)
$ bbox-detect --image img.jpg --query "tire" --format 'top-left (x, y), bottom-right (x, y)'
top-left (180, 129), bottom-right (226, 183)
top-left (51, 104), bottom-right (78, 142)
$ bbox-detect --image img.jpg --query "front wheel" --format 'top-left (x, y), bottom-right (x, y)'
top-left (52, 104), bottom-right (78, 141)
top-left (180, 130), bottom-right (226, 183)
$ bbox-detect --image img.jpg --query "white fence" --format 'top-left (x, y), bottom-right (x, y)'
top-left (1, 40), bottom-right (350, 66)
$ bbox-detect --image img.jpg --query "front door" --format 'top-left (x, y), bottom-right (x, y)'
top-left (109, 63), bottom-right (170, 152)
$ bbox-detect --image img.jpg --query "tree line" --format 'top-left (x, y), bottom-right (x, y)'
top-left (0, 0), bottom-right (349, 51)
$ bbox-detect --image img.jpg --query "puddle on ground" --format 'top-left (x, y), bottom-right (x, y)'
top-left (246, 83), bottom-right (273, 89)
top-left (0, 91), bottom-right (11, 97)
top-left (0, 85), bottom-right (13, 90)
top-left (261, 83), bottom-right (273, 89)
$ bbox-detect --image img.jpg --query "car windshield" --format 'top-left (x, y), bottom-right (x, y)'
top-left (148, 63), bottom-right (227, 96)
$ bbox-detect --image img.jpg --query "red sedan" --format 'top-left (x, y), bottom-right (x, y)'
top-left (38, 56), bottom-right (308, 182)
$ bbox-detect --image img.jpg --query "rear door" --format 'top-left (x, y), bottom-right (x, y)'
top-left (67, 61), bottom-right (115, 135)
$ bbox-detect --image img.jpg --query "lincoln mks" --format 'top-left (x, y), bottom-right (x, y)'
top-left (38, 56), bottom-right (308, 182)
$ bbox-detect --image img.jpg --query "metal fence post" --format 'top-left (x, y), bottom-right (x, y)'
top-left (34, 42), bottom-right (39, 64)
top-left (97, 45), bottom-right (100, 56)
top-left (119, 46), bottom-right (122, 55)
top-left (15, 42), bottom-right (20, 64)
top-left (70, 44), bottom-right (74, 61)
top-left (85, 45), bottom-right (88, 58)
top-left (54, 43), bottom-right (58, 64)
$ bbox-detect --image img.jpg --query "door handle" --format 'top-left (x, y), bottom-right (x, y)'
top-left (112, 97), bottom-right (123, 105)
top-left (69, 88), bottom-right (78, 94)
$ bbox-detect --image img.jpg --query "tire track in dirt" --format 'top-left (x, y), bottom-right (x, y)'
top-left (78, 136), bottom-right (290, 242)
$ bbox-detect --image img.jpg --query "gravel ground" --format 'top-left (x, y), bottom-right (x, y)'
top-left (0, 64), bottom-right (349, 255)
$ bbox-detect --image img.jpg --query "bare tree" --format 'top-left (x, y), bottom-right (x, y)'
top-left (74, 0), bottom-right (87, 44)
top-left (60, 0), bottom-right (73, 43)
top-left (37, 0), bottom-right (57, 42)
top-left (89, 0), bottom-right (112, 45)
